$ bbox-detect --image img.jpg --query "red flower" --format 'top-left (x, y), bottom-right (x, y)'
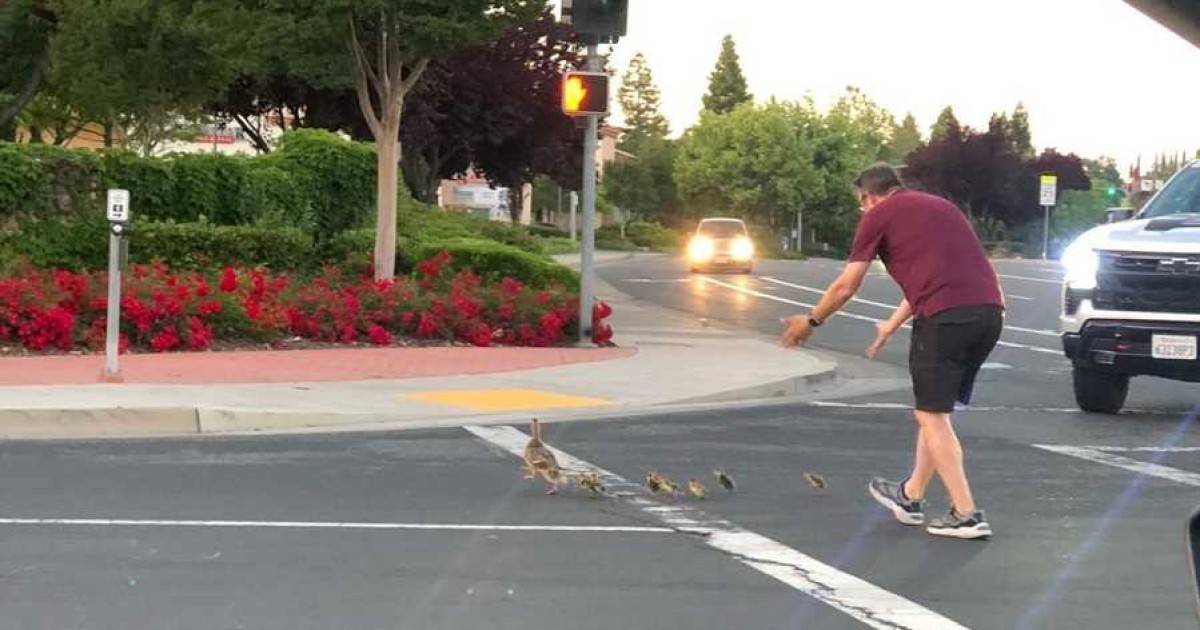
top-left (243, 298), bottom-right (263, 321)
top-left (367, 325), bottom-right (392, 346)
top-left (416, 312), bottom-right (439, 338)
top-left (151, 326), bottom-right (180, 352)
top-left (198, 300), bottom-right (222, 317)
top-left (186, 317), bottom-right (213, 351)
top-left (500, 277), bottom-right (523, 297)
top-left (417, 250), bottom-right (452, 279)
top-left (474, 324), bottom-right (493, 347)
top-left (340, 324), bottom-right (357, 343)
top-left (536, 291), bottom-right (551, 305)
top-left (219, 267), bottom-right (238, 292)
top-left (495, 303), bottom-right (515, 321)
top-left (400, 311), bottom-right (415, 328)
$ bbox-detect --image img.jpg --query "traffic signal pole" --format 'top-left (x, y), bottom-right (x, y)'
top-left (579, 44), bottom-right (600, 345)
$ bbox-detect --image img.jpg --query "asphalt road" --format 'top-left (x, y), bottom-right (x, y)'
top-left (0, 253), bottom-right (1197, 629)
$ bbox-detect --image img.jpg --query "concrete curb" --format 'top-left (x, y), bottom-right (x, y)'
top-left (0, 362), bottom-right (839, 441)
top-left (0, 407), bottom-right (198, 439)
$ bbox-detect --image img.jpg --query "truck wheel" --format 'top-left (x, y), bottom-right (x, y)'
top-left (1072, 367), bottom-right (1129, 414)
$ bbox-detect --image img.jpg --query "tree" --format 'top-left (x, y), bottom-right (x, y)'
top-left (1009, 102), bottom-right (1034, 159)
top-left (701, 35), bottom-right (751, 115)
top-left (930, 106), bottom-right (960, 141)
top-left (0, 0), bottom-right (56, 139)
top-left (675, 102), bottom-right (819, 232)
top-left (459, 8), bottom-right (585, 223)
top-left (887, 113), bottom-right (922, 163)
top-left (617, 52), bottom-right (668, 144)
top-left (603, 136), bottom-right (678, 226)
top-left (218, 0), bottom-right (538, 280)
top-left (49, 0), bottom-right (236, 149)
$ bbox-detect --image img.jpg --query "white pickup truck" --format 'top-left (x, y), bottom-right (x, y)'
top-left (1060, 161), bottom-right (1200, 413)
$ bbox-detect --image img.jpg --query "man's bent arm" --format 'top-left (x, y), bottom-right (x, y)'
top-left (810, 261), bottom-right (870, 322)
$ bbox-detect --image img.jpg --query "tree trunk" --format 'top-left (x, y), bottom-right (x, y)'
top-left (508, 186), bottom-right (523, 224)
top-left (0, 46), bottom-right (49, 133)
top-left (374, 127), bottom-right (400, 280)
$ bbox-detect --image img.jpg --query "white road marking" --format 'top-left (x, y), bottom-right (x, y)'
top-left (1006, 294), bottom-right (1035, 301)
top-left (0, 518), bottom-right (673, 533)
top-left (981, 362), bottom-right (1012, 369)
top-left (701, 276), bottom-right (1061, 356)
top-left (1032, 445), bottom-right (1200, 487)
top-left (997, 274), bottom-right (1061, 285)
top-left (760, 277), bottom-right (1059, 338)
top-left (1078, 446), bottom-right (1200, 453)
top-left (622, 278), bottom-right (691, 284)
top-left (466, 424), bottom-right (972, 630)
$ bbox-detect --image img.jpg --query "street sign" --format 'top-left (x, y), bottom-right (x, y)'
top-left (107, 189), bottom-right (130, 222)
top-left (1039, 174), bottom-right (1058, 206)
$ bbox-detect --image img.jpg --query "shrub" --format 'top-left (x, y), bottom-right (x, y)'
top-left (8, 220), bottom-right (309, 272)
top-left (0, 143), bottom-right (56, 224)
top-left (271, 129), bottom-right (375, 242)
top-left (625, 221), bottom-right (678, 250)
top-left (528, 223), bottom-right (568, 238)
top-left (132, 223), bottom-right (311, 271)
top-left (98, 150), bottom-right (175, 221)
top-left (0, 258), bottom-right (588, 353)
top-left (411, 238), bottom-right (579, 289)
top-left (170, 153), bottom-right (250, 224)
top-left (242, 164), bottom-right (312, 230)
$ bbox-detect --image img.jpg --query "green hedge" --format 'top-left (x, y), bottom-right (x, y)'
top-left (9, 219), bottom-right (310, 271)
top-left (0, 131), bottom-right (374, 242)
top-left (626, 221), bottom-right (678, 249)
top-left (412, 238), bottom-right (579, 289)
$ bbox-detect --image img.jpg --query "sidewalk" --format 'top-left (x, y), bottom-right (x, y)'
top-left (0, 253), bottom-right (836, 439)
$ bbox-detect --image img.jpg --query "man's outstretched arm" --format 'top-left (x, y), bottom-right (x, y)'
top-left (781, 261), bottom-right (870, 346)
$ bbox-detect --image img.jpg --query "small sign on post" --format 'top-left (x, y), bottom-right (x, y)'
top-left (1039, 174), bottom-right (1057, 260)
top-left (1039, 174), bottom-right (1058, 207)
top-left (102, 189), bottom-right (130, 382)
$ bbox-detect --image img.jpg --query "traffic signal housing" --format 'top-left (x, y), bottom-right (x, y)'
top-left (562, 71), bottom-right (609, 116)
top-left (561, 0), bottom-right (628, 44)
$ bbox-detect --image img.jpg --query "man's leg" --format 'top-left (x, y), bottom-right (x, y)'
top-left (913, 409), bottom-right (975, 514)
top-left (903, 422), bottom-right (935, 501)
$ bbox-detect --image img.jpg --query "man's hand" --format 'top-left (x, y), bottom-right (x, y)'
top-left (865, 321), bottom-right (892, 359)
top-left (781, 315), bottom-right (814, 347)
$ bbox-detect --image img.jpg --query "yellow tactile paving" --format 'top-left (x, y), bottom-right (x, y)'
top-left (403, 388), bottom-right (611, 412)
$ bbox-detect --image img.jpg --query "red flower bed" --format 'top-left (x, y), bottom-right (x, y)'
top-left (0, 252), bottom-right (595, 353)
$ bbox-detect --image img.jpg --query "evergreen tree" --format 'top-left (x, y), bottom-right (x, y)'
top-left (701, 35), bottom-right (752, 115)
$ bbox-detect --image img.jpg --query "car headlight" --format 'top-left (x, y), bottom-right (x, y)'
top-left (1062, 237), bottom-right (1099, 290)
top-left (731, 236), bottom-right (754, 260)
top-left (688, 236), bottom-right (714, 262)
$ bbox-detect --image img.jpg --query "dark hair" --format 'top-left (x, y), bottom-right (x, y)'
top-left (854, 163), bottom-right (904, 196)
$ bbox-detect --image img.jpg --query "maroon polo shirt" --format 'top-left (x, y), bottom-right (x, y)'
top-left (849, 190), bottom-right (1003, 319)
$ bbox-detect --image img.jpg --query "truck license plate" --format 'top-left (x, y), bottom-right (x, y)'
top-left (1152, 335), bottom-right (1198, 361)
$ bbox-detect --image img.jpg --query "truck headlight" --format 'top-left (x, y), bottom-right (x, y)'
top-left (688, 236), bottom-right (715, 262)
top-left (1062, 238), bottom-right (1099, 290)
top-left (731, 236), bottom-right (754, 261)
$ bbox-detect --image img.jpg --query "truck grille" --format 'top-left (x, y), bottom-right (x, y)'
top-left (1093, 251), bottom-right (1200, 313)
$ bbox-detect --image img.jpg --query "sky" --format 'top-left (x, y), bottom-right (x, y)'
top-left (556, 0), bottom-right (1200, 174)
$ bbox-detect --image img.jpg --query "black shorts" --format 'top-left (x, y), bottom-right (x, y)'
top-left (909, 305), bottom-right (1003, 413)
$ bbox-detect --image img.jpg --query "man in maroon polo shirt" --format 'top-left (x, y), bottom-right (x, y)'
top-left (782, 163), bottom-right (1004, 540)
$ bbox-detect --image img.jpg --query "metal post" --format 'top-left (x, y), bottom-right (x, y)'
top-left (1041, 205), bottom-right (1050, 260)
top-left (103, 229), bottom-right (122, 380)
top-left (569, 192), bottom-right (578, 242)
top-left (796, 209), bottom-right (803, 254)
top-left (579, 44), bottom-right (600, 345)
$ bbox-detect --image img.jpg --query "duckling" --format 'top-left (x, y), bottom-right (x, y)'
top-left (522, 419), bottom-right (562, 495)
top-left (802, 472), bottom-right (827, 490)
top-left (574, 472), bottom-right (606, 498)
top-left (714, 469), bottom-right (736, 493)
top-left (656, 474), bottom-right (681, 496)
top-left (645, 471), bottom-right (665, 494)
top-left (687, 478), bottom-right (707, 500)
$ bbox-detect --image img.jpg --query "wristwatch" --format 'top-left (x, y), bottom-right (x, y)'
top-left (808, 315), bottom-right (823, 328)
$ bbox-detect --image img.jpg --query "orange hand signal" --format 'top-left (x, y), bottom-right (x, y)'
top-left (563, 76), bottom-right (588, 113)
